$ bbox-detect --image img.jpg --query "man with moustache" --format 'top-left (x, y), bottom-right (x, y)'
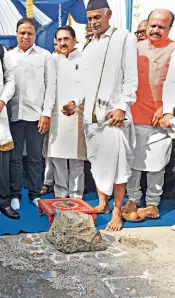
top-left (135, 20), bottom-right (148, 42)
top-left (127, 9), bottom-right (175, 218)
top-left (8, 18), bottom-right (56, 210)
top-left (47, 26), bottom-right (87, 199)
top-left (62, 0), bottom-right (138, 231)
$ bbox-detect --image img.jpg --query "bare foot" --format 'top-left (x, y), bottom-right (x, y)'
top-left (106, 207), bottom-right (122, 231)
top-left (94, 204), bottom-right (110, 213)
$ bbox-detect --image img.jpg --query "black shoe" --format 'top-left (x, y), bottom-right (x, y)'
top-left (0, 206), bottom-right (20, 220)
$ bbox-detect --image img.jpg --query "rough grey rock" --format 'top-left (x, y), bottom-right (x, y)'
top-left (46, 211), bottom-right (107, 254)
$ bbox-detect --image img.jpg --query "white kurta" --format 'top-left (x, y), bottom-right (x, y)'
top-left (47, 50), bottom-right (86, 160)
top-left (82, 27), bottom-right (138, 195)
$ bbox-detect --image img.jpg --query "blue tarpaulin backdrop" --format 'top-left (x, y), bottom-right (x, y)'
top-left (0, 0), bottom-right (133, 52)
top-left (0, 0), bottom-right (87, 51)
top-left (18, 0), bottom-right (87, 52)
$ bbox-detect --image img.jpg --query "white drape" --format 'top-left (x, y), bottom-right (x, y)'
top-left (0, 0), bottom-right (52, 36)
top-left (108, 0), bottom-right (126, 29)
top-left (20, 1), bottom-right (52, 26)
top-left (0, 0), bottom-right (22, 35)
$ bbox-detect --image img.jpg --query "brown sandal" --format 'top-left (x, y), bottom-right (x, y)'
top-left (137, 205), bottom-right (160, 219)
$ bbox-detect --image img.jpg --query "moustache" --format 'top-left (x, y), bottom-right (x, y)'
top-left (92, 25), bottom-right (100, 29)
top-left (150, 32), bottom-right (162, 37)
top-left (60, 45), bottom-right (68, 49)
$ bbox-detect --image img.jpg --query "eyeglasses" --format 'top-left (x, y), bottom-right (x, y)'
top-left (134, 29), bottom-right (147, 36)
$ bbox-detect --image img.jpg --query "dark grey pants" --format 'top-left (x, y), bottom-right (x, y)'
top-left (0, 150), bottom-right (11, 209)
top-left (10, 121), bottom-right (44, 201)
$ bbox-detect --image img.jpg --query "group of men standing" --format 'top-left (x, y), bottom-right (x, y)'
top-left (0, 0), bottom-right (175, 231)
top-left (0, 18), bottom-right (56, 220)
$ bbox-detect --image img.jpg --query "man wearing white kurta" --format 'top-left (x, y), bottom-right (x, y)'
top-left (9, 18), bottom-right (56, 209)
top-left (160, 49), bottom-right (175, 230)
top-left (47, 26), bottom-right (86, 198)
top-left (62, 0), bottom-right (138, 231)
top-left (127, 9), bottom-right (175, 218)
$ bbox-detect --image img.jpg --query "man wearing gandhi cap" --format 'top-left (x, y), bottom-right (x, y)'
top-left (62, 0), bottom-right (138, 231)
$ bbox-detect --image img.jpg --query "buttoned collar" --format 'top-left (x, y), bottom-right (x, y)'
top-left (59, 48), bottom-right (80, 60)
top-left (16, 43), bottom-right (39, 54)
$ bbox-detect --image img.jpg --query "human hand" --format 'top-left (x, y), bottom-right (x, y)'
top-left (61, 101), bottom-right (76, 116)
top-left (152, 107), bottom-right (163, 127)
top-left (0, 100), bottom-right (5, 113)
top-left (106, 109), bottom-right (125, 127)
top-left (38, 116), bottom-right (51, 134)
top-left (159, 113), bottom-right (174, 128)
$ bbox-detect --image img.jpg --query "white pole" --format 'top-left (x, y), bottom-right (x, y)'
top-left (58, 3), bottom-right (62, 27)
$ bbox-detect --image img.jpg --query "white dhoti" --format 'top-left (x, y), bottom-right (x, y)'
top-left (84, 122), bottom-right (134, 196)
top-left (51, 158), bottom-right (84, 198)
top-left (127, 124), bottom-right (172, 206)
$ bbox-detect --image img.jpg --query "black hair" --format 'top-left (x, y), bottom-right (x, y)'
top-left (16, 18), bottom-right (37, 32)
top-left (55, 26), bottom-right (76, 39)
top-left (148, 10), bottom-right (175, 26)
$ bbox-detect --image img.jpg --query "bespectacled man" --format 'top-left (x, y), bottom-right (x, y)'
top-left (135, 20), bottom-right (148, 42)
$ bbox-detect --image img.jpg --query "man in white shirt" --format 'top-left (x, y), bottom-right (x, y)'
top-left (127, 10), bottom-right (175, 218)
top-left (9, 18), bottom-right (56, 209)
top-left (62, 0), bottom-right (138, 231)
top-left (0, 45), bottom-right (20, 219)
top-left (47, 26), bottom-right (87, 198)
